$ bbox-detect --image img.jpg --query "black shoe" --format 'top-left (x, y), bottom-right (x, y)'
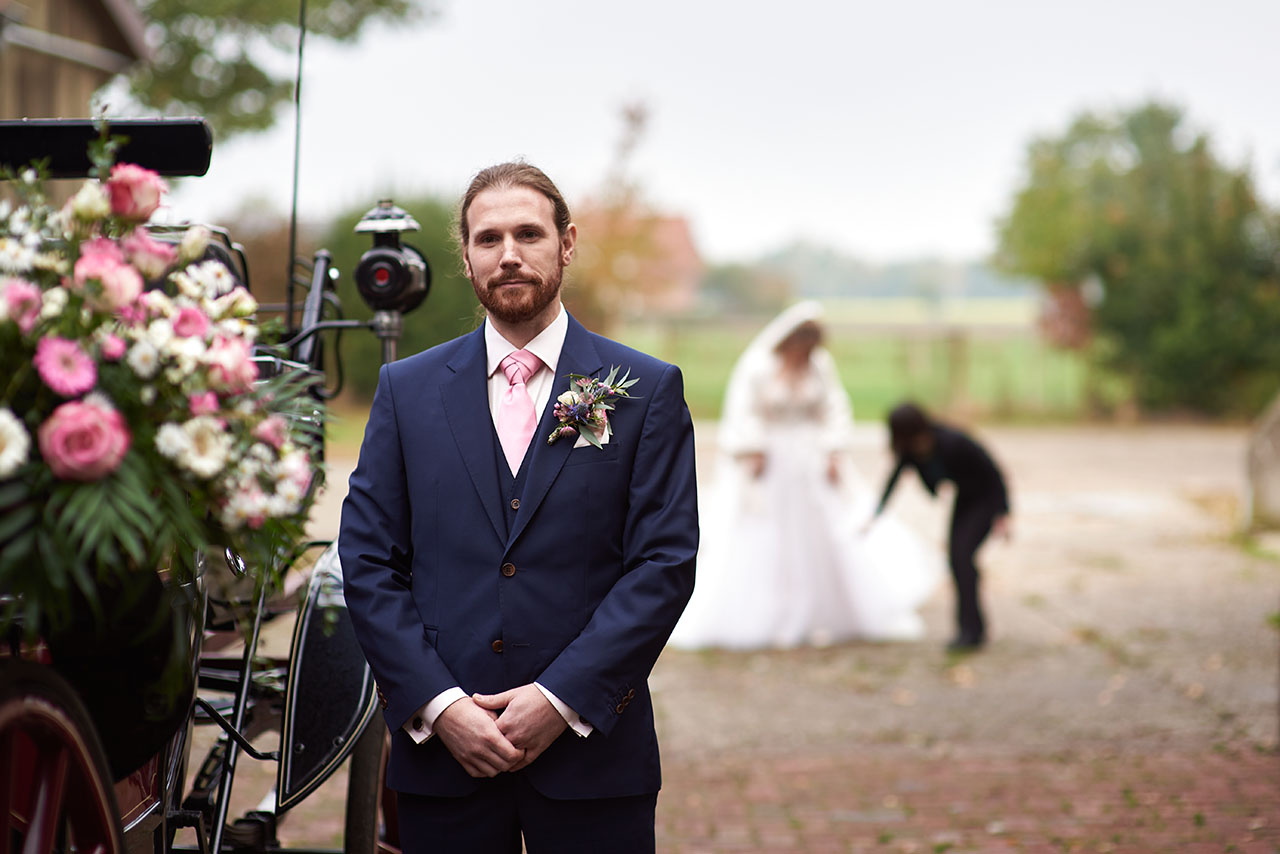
top-left (946, 634), bottom-right (985, 653)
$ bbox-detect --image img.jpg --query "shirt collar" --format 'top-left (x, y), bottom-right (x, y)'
top-left (484, 303), bottom-right (568, 378)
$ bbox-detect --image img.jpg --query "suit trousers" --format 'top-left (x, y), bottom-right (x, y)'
top-left (396, 774), bottom-right (657, 854)
top-left (947, 499), bottom-right (999, 641)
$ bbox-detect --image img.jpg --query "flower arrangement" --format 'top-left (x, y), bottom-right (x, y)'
top-left (547, 365), bottom-right (638, 448)
top-left (0, 137), bottom-right (323, 635)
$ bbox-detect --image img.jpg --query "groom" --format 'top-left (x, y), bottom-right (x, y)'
top-left (339, 162), bottom-right (699, 852)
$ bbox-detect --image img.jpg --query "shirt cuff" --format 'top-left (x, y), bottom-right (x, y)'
top-left (402, 687), bottom-right (468, 745)
top-left (534, 682), bottom-right (593, 737)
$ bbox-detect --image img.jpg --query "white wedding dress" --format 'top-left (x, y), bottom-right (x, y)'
top-left (669, 303), bottom-right (943, 650)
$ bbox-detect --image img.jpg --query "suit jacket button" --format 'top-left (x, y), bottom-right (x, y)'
top-left (510, 498), bottom-right (521, 510)
top-left (501, 562), bottom-right (516, 577)
top-left (615, 703), bottom-right (626, 714)
top-left (492, 639), bottom-right (504, 653)
top-left (626, 688), bottom-right (636, 700)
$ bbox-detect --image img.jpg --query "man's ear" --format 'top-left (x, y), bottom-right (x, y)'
top-left (462, 248), bottom-right (473, 279)
top-left (560, 223), bottom-right (578, 266)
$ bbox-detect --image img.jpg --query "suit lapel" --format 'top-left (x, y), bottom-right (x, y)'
top-left (439, 327), bottom-right (506, 544)
top-left (506, 316), bottom-right (603, 549)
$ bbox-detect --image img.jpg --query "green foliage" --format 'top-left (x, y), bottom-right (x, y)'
top-left (995, 101), bottom-right (1280, 415)
top-left (121, 0), bottom-right (429, 138)
top-left (322, 196), bottom-right (481, 399)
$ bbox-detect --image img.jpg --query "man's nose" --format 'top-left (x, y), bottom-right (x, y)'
top-left (500, 237), bottom-right (521, 267)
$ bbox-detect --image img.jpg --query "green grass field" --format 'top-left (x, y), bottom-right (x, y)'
top-left (326, 300), bottom-right (1096, 453)
top-left (619, 319), bottom-right (1090, 423)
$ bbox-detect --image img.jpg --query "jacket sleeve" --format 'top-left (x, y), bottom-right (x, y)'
top-left (535, 363), bottom-right (699, 737)
top-left (874, 457), bottom-right (907, 517)
top-left (339, 363), bottom-right (460, 732)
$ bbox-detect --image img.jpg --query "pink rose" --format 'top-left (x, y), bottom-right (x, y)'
top-left (3, 277), bottom-right (43, 334)
top-left (189, 391), bottom-right (219, 417)
top-left (122, 228), bottom-right (177, 280)
top-left (252, 415), bottom-right (289, 450)
top-left (117, 303), bottom-right (146, 327)
top-left (205, 335), bottom-right (258, 392)
top-left (38, 399), bottom-right (130, 481)
top-left (73, 239), bottom-right (143, 311)
top-left (173, 306), bottom-right (210, 339)
top-left (77, 236), bottom-right (126, 266)
top-left (106, 163), bottom-right (168, 222)
top-left (34, 336), bottom-right (97, 397)
top-left (99, 334), bottom-right (126, 361)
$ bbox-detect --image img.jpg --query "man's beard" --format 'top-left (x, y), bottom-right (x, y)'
top-left (472, 264), bottom-right (563, 325)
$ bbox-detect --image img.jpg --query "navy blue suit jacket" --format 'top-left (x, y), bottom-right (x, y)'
top-left (339, 315), bottom-right (698, 799)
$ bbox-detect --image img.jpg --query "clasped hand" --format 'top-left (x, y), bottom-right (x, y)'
top-left (433, 684), bottom-right (568, 777)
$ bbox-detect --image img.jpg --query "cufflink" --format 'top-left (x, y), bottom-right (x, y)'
top-left (412, 716), bottom-right (424, 731)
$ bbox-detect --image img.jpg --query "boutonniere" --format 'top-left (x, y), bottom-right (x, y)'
top-left (547, 365), bottom-right (639, 448)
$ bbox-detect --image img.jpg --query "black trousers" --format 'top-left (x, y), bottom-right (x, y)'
top-left (947, 499), bottom-right (999, 641)
top-left (396, 774), bottom-right (657, 854)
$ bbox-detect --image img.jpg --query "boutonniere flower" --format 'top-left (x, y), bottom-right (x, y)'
top-left (547, 365), bottom-right (639, 448)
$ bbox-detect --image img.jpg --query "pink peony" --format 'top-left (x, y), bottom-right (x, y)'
top-left (99, 334), bottom-right (126, 361)
top-left (73, 239), bottom-right (143, 312)
top-left (188, 391), bottom-right (219, 417)
top-left (252, 415), bottom-right (288, 450)
top-left (205, 335), bottom-right (258, 392)
top-left (172, 306), bottom-right (210, 339)
top-left (38, 399), bottom-right (130, 481)
top-left (106, 163), bottom-right (168, 222)
top-left (122, 228), bottom-right (177, 280)
top-left (3, 277), bottom-right (43, 334)
top-left (34, 336), bottom-right (97, 397)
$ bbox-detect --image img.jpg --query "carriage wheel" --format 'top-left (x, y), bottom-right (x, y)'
top-left (344, 709), bottom-right (399, 854)
top-left (0, 659), bottom-right (124, 854)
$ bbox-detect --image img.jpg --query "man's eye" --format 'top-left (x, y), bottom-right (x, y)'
top-left (476, 234), bottom-right (498, 245)
top-left (520, 230), bottom-right (541, 240)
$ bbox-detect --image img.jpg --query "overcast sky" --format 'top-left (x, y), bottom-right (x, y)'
top-left (166, 0), bottom-right (1280, 265)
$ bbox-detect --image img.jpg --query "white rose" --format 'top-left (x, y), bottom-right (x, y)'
top-left (178, 225), bottom-right (211, 263)
top-left (155, 423), bottom-right (191, 459)
top-left (147, 318), bottom-right (174, 349)
top-left (70, 181), bottom-right (110, 221)
top-left (0, 407), bottom-right (31, 478)
top-left (40, 286), bottom-right (68, 319)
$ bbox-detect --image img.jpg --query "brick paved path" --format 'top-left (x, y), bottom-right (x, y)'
top-left (657, 748), bottom-right (1276, 852)
top-left (213, 425), bottom-right (1277, 853)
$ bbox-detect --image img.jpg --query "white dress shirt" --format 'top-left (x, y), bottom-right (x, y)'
top-left (405, 305), bottom-right (593, 743)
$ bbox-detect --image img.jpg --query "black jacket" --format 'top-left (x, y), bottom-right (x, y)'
top-left (875, 424), bottom-right (1009, 516)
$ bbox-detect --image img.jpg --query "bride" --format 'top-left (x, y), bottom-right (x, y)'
top-left (669, 302), bottom-right (942, 650)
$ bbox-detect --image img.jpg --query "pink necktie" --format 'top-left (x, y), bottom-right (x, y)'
top-left (497, 349), bottom-right (542, 475)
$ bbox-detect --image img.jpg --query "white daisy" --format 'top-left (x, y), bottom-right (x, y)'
top-left (127, 340), bottom-right (160, 379)
top-left (0, 236), bottom-right (35, 273)
top-left (179, 416), bottom-right (231, 479)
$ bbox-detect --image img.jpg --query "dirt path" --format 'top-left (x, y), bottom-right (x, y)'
top-left (213, 424), bottom-right (1278, 852)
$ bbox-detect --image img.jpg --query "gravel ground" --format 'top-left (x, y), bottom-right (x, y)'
top-left (186, 423), bottom-right (1279, 852)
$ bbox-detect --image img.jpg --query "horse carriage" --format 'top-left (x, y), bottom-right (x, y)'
top-left (0, 118), bottom-right (426, 854)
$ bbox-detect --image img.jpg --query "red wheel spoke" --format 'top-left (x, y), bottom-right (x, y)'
top-left (0, 730), bottom-right (14, 854)
top-left (1, 666), bottom-right (124, 854)
top-left (23, 741), bottom-right (69, 854)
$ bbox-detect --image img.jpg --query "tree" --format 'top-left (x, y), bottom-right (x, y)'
top-left (116, 0), bottom-right (431, 138)
top-left (995, 101), bottom-right (1280, 415)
